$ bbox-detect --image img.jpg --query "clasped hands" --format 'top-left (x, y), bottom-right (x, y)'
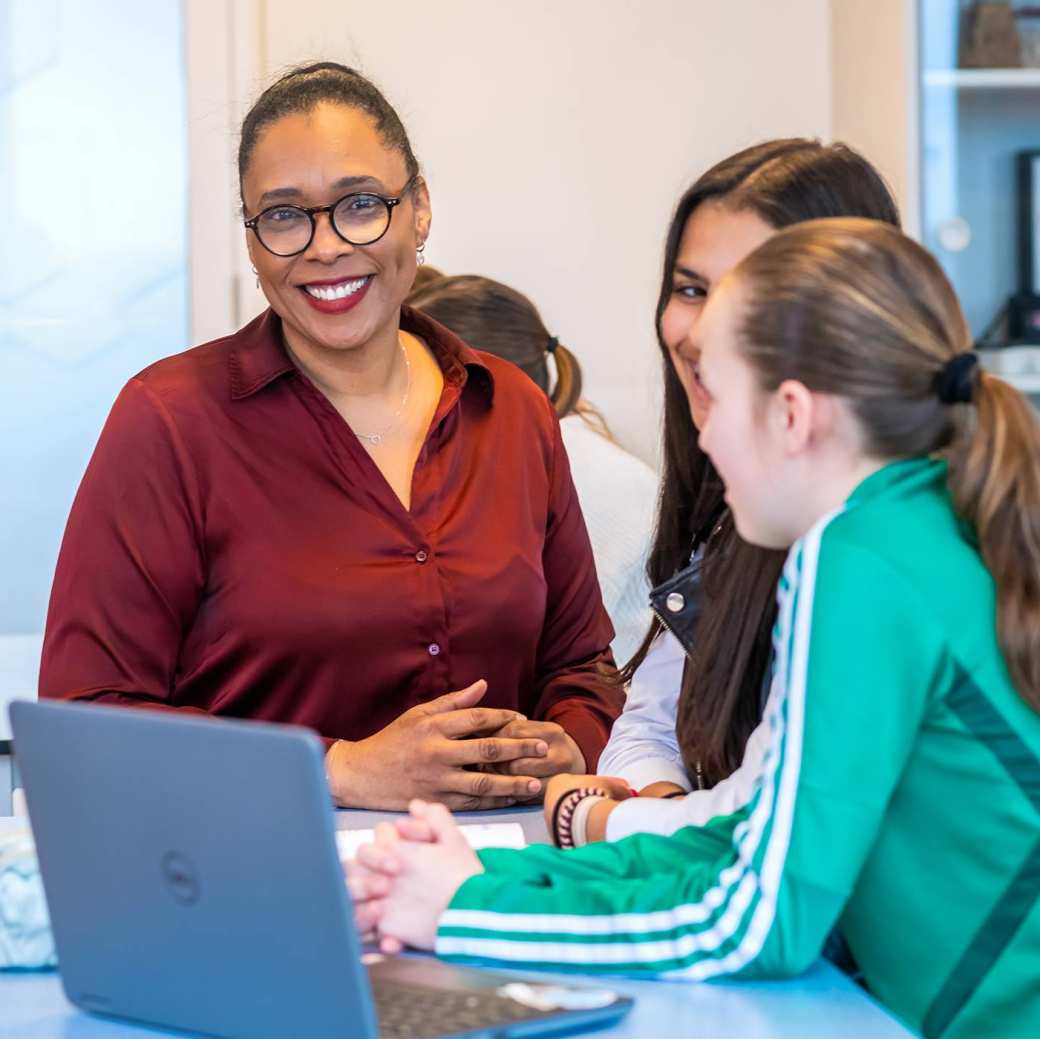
top-left (346, 773), bottom-right (639, 956)
top-left (325, 679), bottom-right (586, 810)
top-left (347, 799), bottom-right (482, 953)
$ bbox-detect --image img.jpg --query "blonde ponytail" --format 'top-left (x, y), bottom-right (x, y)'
top-left (947, 372), bottom-right (1040, 709)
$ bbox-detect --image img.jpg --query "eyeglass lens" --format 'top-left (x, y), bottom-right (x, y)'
top-left (255, 193), bottom-right (392, 256)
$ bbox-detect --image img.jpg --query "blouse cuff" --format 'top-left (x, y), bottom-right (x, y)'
top-left (610, 755), bottom-right (692, 794)
top-left (606, 792), bottom-right (692, 842)
top-left (544, 702), bottom-right (611, 773)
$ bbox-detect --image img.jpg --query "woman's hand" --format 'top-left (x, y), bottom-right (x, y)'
top-left (325, 681), bottom-right (552, 810)
top-left (485, 718), bottom-right (586, 796)
top-left (350, 801), bottom-right (483, 953)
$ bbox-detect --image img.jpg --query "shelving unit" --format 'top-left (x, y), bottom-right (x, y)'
top-left (917, 2), bottom-right (1040, 353)
top-left (831, 3), bottom-right (1040, 398)
top-left (983, 371), bottom-right (1040, 394)
top-left (923, 67), bottom-right (1040, 88)
top-left (979, 348), bottom-right (1040, 396)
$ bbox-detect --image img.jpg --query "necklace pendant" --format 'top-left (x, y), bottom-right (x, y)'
top-left (353, 341), bottom-right (410, 447)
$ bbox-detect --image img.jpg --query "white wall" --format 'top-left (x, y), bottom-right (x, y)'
top-left (830, 0), bottom-right (918, 237)
top-left (220, 1), bottom-right (835, 464)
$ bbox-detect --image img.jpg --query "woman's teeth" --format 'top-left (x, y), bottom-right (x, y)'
top-left (304, 276), bottom-right (370, 301)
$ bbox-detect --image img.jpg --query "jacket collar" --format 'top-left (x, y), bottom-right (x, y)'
top-left (846, 457), bottom-right (944, 507)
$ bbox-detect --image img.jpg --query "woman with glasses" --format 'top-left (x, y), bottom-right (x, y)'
top-left (39, 62), bottom-right (622, 810)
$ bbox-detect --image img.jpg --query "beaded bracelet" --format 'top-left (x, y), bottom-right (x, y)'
top-left (551, 787), bottom-right (606, 849)
top-left (569, 793), bottom-right (606, 848)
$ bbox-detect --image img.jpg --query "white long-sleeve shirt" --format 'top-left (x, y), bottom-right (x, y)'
top-left (596, 630), bottom-right (688, 790)
top-left (597, 628), bottom-right (774, 842)
top-left (559, 414), bottom-right (657, 666)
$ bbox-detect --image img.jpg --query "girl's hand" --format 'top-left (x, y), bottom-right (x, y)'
top-left (542, 773), bottom-right (634, 841)
top-left (354, 801), bottom-right (484, 953)
top-left (345, 821), bottom-right (404, 942)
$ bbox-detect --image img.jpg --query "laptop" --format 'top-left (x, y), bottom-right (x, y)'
top-left (10, 700), bottom-right (633, 1039)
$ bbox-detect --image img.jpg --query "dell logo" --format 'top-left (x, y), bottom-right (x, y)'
top-left (160, 851), bottom-right (201, 905)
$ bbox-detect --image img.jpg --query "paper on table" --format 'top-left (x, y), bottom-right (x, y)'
top-left (335, 822), bottom-right (526, 861)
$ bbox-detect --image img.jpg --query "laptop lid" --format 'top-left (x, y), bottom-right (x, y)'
top-left (11, 700), bottom-right (378, 1039)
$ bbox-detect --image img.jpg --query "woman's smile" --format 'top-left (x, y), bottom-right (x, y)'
top-left (299, 273), bottom-right (374, 313)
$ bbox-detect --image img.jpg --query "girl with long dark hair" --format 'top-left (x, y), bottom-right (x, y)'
top-left (583, 140), bottom-right (902, 840)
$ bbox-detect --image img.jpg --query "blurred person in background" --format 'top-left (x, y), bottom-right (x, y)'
top-left (408, 273), bottom-right (658, 665)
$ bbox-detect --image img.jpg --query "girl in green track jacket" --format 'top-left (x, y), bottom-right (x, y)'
top-left (349, 219), bottom-right (1040, 1039)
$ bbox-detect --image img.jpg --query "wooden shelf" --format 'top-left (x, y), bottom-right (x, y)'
top-left (979, 349), bottom-right (1040, 394)
top-left (923, 68), bottom-right (1040, 89)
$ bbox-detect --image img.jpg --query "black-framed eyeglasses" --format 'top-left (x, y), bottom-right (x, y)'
top-left (244, 175), bottom-right (417, 257)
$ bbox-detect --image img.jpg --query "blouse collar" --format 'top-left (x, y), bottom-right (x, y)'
top-left (229, 305), bottom-right (494, 405)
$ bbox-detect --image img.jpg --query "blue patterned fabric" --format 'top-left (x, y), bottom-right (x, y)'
top-left (0, 827), bottom-right (56, 970)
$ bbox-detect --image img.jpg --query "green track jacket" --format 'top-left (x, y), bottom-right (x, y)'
top-left (435, 459), bottom-right (1040, 1039)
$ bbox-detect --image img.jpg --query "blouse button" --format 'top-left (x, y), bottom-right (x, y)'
top-left (666, 592), bottom-right (685, 613)
top-left (415, 549), bottom-right (429, 564)
top-left (428, 643), bottom-right (441, 656)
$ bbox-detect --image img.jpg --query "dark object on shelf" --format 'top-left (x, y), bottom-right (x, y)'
top-left (1013, 152), bottom-right (1040, 344)
top-left (959, 2), bottom-right (1023, 68)
top-left (974, 152), bottom-right (1040, 350)
top-left (1019, 151), bottom-right (1040, 297)
top-left (974, 297), bottom-right (1040, 349)
top-left (1017, 7), bottom-right (1040, 67)
top-left (1009, 294), bottom-right (1040, 344)
top-left (975, 300), bottom-right (1010, 350)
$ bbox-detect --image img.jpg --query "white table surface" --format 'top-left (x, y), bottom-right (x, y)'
top-left (0, 810), bottom-right (917, 1038)
top-left (332, 804), bottom-right (551, 843)
top-left (0, 959), bottom-right (918, 1038)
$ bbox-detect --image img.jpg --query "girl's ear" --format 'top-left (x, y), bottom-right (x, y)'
top-left (772, 379), bottom-right (815, 457)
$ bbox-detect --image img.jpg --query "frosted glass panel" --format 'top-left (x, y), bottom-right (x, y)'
top-left (0, 0), bottom-right (189, 676)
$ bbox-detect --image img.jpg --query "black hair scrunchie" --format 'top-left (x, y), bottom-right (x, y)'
top-left (545, 336), bottom-right (559, 354)
top-left (934, 352), bottom-right (979, 405)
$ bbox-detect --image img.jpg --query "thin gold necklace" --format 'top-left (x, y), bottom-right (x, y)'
top-left (354, 341), bottom-right (412, 446)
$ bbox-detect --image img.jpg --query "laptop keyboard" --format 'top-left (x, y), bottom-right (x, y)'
top-left (372, 979), bottom-right (549, 1038)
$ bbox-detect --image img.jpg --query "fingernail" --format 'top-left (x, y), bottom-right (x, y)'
top-left (528, 780), bottom-right (541, 794)
top-left (536, 742), bottom-right (548, 756)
